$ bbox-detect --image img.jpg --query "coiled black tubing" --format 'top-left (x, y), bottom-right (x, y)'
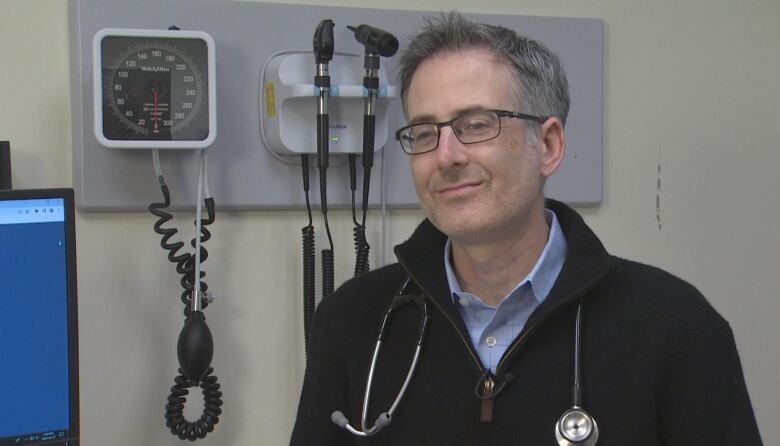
top-left (349, 154), bottom-right (371, 277)
top-left (319, 169), bottom-right (335, 300)
top-left (302, 224), bottom-right (316, 360)
top-left (321, 248), bottom-right (335, 298)
top-left (149, 181), bottom-right (222, 439)
top-left (148, 183), bottom-right (215, 317)
top-left (353, 224), bottom-right (370, 276)
top-left (165, 367), bottom-right (223, 441)
top-left (301, 156), bottom-right (317, 359)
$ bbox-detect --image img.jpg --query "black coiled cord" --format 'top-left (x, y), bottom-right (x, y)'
top-left (148, 181), bottom-right (215, 317)
top-left (302, 225), bottom-right (316, 358)
top-left (165, 367), bottom-right (223, 441)
top-left (148, 176), bottom-right (222, 439)
top-left (301, 155), bottom-right (317, 360)
top-left (320, 166), bottom-right (335, 299)
top-left (178, 203), bottom-right (214, 318)
top-left (321, 248), bottom-right (334, 298)
top-left (349, 155), bottom-right (370, 276)
top-left (353, 224), bottom-right (370, 275)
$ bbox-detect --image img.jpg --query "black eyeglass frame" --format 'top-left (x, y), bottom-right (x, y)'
top-left (394, 109), bottom-right (548, 155)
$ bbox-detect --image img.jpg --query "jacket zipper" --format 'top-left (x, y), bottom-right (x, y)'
top-left (495, 316), bottom-right (545, 374)
top-left (398, 258), bottom-right (549, 422)
top-left (398, 258), bottom-right (484, 375)
top-left (480, 376), bottom-right (495, 422)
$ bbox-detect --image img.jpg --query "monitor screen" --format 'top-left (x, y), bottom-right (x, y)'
top-left (0, 189), bottom-right (79, 446)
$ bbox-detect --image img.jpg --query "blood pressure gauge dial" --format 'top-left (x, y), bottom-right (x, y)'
top-left (93, 28), bottom-right (216, 149)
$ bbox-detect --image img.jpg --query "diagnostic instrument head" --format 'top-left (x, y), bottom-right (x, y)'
top-left (313, 19), bottom-right (335, 64)
top-left (347, 24), bottom-right (399, 57)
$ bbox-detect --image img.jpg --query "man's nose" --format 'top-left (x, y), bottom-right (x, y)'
top-left (435, 126), bottom-right (469, 167)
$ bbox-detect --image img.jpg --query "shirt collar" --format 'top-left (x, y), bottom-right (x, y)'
top-left (444, 208), bottom-right (567, 306)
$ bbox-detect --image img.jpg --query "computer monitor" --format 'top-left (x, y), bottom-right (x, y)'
top-left (0, 188), bottom-right (79, 446)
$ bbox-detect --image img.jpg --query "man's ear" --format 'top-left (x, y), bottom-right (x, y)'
top-left (538, 117), bottom-right (566, 178)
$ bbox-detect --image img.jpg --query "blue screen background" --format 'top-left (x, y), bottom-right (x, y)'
top-left (0, 221), bottom-right (70, 438)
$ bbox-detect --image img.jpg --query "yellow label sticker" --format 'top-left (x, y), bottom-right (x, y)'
top-left (265, 82), bottom-right (276, 118)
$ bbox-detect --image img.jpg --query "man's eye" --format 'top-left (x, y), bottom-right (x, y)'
top-left (462, 120), bottom-right (491, 131)
top-left (458, 112), bottom-right (497, 132)
top-left (411, 128), bottom-right (435, 141)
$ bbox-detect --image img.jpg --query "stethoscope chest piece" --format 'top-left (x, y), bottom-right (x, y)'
top-left (555, 407), bottom-right (598, 446)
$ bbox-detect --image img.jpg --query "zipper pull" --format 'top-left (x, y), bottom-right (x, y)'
top-left (480, 377), bottom-right (495, 423)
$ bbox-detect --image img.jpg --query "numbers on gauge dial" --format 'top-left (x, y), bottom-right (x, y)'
top-left (104, 40), bottom-right (204, 138)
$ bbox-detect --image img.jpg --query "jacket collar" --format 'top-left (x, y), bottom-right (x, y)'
top-left (394, 199), bottom-right (614, 326)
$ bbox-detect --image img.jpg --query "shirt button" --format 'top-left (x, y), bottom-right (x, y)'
top-left (486, 336), bottom-right (497, 347)
top-left (459, 296), bottom-right (470, 307)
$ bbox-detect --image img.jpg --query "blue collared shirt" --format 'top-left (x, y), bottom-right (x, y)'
top-left (444, 209), bottom-right (567, 373)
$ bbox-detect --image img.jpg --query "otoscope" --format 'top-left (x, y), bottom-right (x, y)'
top-left (314, 19), bottom-right (335, 299)
top-left (346, 24), bottom-right (399, 276)
top-left (299, 19), bottom-right (336, 360)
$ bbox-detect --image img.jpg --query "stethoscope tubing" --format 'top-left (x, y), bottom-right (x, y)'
top-left (361, 338), bottom-right (383, 430)
top-left (557, 300), bottom-right (598, 446)
top-left (573, 300), bottom-right (584, 407)
top-left (385, 324), bottom-right (426, 420)
top-left (333, 277), bottom-right (596, 444)
top-left (333, 276), bottom-right (429, 437)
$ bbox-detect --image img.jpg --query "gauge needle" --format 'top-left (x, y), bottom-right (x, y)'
top-left (153, 89), bottom-right (159, 131)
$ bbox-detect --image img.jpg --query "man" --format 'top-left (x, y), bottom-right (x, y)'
top-left (291, 12), bottom-right (762, 445)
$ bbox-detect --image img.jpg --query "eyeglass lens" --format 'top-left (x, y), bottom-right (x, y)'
top-left (400, 110), bottom-right (501, 154)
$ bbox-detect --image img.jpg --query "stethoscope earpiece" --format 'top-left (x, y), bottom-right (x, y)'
top-left (555, 407), bottom-right (599, 446)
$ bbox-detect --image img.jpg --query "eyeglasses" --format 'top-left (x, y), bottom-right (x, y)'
top-left (394, 109), bottom-right (547, 155)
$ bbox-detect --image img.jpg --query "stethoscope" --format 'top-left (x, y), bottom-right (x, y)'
top-left (331, 276), bottom-right (599, 445)
top-left (556, 302), bottom-right (599, 446)
top-left (331, 277), bottom-right (429, 436)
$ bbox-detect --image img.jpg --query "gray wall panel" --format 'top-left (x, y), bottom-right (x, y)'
top-left (70, 0), bottom-right (603, 211)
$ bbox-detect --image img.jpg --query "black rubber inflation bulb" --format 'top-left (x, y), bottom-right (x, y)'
top-left (177, 310), bottom-right (214, 386)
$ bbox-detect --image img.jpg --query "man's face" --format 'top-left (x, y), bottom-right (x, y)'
top-left (406, 48), bottom-right (550, 243)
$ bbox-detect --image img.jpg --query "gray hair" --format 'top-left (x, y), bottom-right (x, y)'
top-left (398, 11), bottom-right (571, 130)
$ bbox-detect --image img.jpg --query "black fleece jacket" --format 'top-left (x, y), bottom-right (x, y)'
top-left (291, 200), bottom-right (762, 445)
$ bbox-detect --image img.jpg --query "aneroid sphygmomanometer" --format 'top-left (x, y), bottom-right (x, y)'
top-left (331, 278), bottom-right (599, 445)
top-left (93, 26), bottom-right (223, 440)
top-left (93, 19), bottom-right (400, 440)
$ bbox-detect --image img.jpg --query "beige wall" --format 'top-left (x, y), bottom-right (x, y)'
top-left (1, 0), bottom-right (778, 444)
